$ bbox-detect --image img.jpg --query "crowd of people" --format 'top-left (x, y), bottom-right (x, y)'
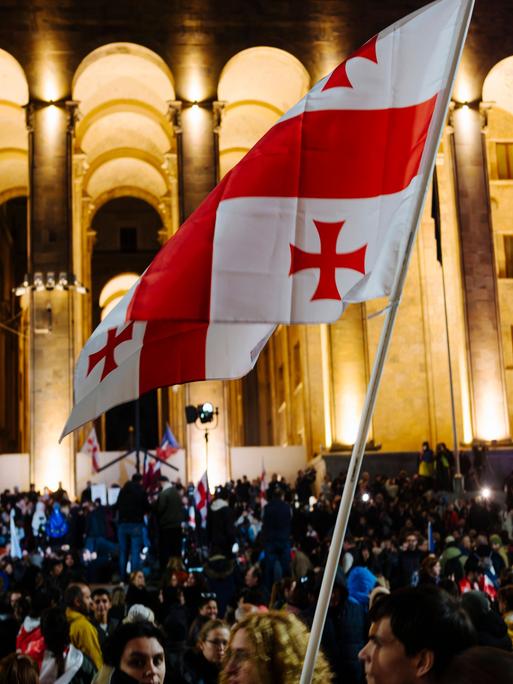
top-left (0, 457), bottom-right (512, 682)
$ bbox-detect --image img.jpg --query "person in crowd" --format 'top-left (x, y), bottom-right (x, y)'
top-left (393, 532), bottom-right (423, 589)
top-left (0, 653), bottom-right (38, 684)
top-left (124, 604), bottom-right (156, 625)
top-left (117, 474), bottom-right (149, 581)
top-left (187, 593), bottom-right (218, 645)
top-left (460, 591), bottom-right (512, 651)
top-left (358, 585), bottom-right (477, 684)
top-left (40, 607), bottom-right (97, 684)
top-left (109, 587), bottom-right (127, 623)
top-left (261, 487), bottom-right (292, 589)
top-left (154, 477), bottom-right (184, 570)
top-left (220, 610), bottom-right (333, 683)
top-left (32, 501), bottom-right (47, 546)
top-left (437, 646), bottom-right (513, 684)
top-left (84, 500), bottom-right (118, 558)
top-left (346, 566), bottom-right (378, 610)
top-left (92, 588), bottom-right (119, 645)
top-left (96, 621), bottom-right (166, 684)
top-left (181, 619), bottom-right (229, 684)
top-left (208, 488), bottom-right (237, 558)
top-left (46, 503), bottom-right (69, 545)
top-left (418, 555), bottom-right (441, 586)
top-left (16, 589), bottom-right (52, 668)
top-left (64, 583), bottom-right (103, 671)
top-left (498, 585), bottom-right (513, 645)
top-left (459, 555), bottom-right (496, 600)
top-left (125, 571), bottom-right (152, 611)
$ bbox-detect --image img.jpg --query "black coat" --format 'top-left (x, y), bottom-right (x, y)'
top-left (117, 481), bottom-right (149, 524)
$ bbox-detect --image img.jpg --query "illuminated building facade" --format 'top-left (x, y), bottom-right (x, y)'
top-left (0, 1), bottom-right (512, 493)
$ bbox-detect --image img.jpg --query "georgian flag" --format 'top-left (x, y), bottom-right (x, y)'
top-left (80, 427), bottom-right (101, 473)
top-left (194, 471), bottom-right (209, 528)
top-left (60, 280), bottom-right (274, 438)
top-left (127, 0), bottom-right (471, 325)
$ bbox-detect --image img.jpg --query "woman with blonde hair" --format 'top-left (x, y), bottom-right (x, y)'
top-left (220, 611), bottom-right (333, 684)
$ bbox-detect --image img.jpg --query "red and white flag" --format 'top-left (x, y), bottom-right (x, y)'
top-left (60, 280), bottom-right (274, 438)
top-left (194, 471), bottom-right (209, 528)
top-left (80, 427), bottom-right (100, 473)
top-left (259, 468), bottom-right (267, 509)
top-left (127, 0), bottom-right (470, 325)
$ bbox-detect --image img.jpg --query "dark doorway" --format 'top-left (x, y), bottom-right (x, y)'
top-left (0, 197), bottom-right (27, 452)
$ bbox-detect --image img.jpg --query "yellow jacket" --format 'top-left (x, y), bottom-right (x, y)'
top-left (65, 608), bottom-right (103, 671)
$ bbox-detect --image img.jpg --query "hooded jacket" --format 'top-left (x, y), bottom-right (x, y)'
top-left (65, 608), bottom-right (103, 671)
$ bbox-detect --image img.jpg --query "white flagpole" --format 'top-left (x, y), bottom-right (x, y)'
top-left (299, 2), bottom-right (474, 682)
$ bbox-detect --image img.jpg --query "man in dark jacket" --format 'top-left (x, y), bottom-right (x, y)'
top-left (155, 476), bottom-right (184, 569)
top-left (262, 487), bottom-right (292, 588)
top-left (208, 488), bottom-right (236, 557)
top-left (116, 473), bottom-right (149, 579)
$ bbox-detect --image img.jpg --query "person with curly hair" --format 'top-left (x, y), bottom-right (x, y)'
top-left (220, 610), bottom-right (333, 684)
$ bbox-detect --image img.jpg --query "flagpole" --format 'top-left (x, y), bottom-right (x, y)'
top-left (432, 167), bottom-right (462, 492)
top-left (440, 232), bottom-right (463, 492)
top-left (299, 3), bottom-right (474, 682)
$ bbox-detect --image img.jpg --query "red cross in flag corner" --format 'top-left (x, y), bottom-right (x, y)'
top-left (87, 322), bottom-right (134, 381)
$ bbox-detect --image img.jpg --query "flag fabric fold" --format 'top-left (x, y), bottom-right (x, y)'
top-left (126, 0), bottom-right (469, 325)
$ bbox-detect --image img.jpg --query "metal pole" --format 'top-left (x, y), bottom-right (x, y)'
top-left (135, 399), bottom-right (141, 474)
top-left (204, 429), bottom-right (209, 482)
top-left (440, 257), bottom-right (463, 492)
top-left (299, 4), bottom-right (474, 681)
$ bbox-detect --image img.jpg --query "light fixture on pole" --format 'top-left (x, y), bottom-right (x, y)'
top-left (185, 403), bottom-right (219, 482)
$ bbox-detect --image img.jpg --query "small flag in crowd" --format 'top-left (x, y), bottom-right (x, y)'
top-left (156, 424), bottom-right (180, 461)
top-left (81, 427), bottom-right (100, 473)
top-left (9, 509), bottom-right (22, 559)
top-left (195, 471), bottom-right (209, 528)
top-left (259, 467), bottom-right (267, 509)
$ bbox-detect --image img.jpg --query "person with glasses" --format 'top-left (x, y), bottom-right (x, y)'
top-left (220, 611), bottom-right (332, 684)
top-left (181, 619), bottom-right (229, 684)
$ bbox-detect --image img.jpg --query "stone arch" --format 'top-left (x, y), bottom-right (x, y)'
top-left (0, 50), bottom-right (29, 200)
top-left (71, 42), bottom-right (179, 274)
top-left (482, 57), bottom-right (513, 436)
top-left (217, 46), bottom-right (310, 177)
top-left (71, 42), bottom-right (180, 359)
top-left (99, 272), bottom-right (139, 320)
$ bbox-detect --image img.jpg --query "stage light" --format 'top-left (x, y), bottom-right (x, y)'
top-left (198, 402), bottom-right (214, 424)
top-left (361, 492), bottom-right (370, 503)
top-left (481, 487), bottom-right (491, 500)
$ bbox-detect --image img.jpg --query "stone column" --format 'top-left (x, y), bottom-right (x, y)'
top-left (28, 102), bottom-right (76, 493)
top-left (451, 106), bottom-right (510, 442)
top-left (181, 102), bottom-right (228, 486)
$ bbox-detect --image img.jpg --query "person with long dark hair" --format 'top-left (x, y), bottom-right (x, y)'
top-left (39, 607), bottom-right (97, 684)
top-left (95, 621), bottom-right (167, 684)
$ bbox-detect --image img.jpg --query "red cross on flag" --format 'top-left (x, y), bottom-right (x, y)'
top-left (194, 471), bottom-right (210, 528)
top-left (80, 427), bottom-right (100, 473)
top-left (60, 280), bottom-right (274, 438)
top-left (127, 0), bottom-right (470, 325)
